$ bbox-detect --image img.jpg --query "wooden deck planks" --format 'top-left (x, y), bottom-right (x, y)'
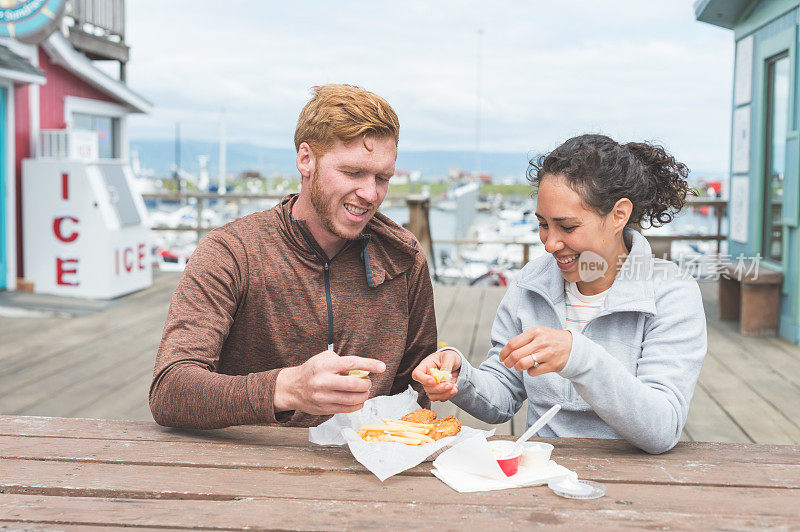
top-left (21, 348), bottom-right (157, 418)
top-left (436, 286), bottom-right (513, 435)
top-left (429, 285), bottom-right (460, 420)
top-left (0, 316), bottom-right (161, 402)
top-left (0, 292), bottom-right (167, 418)
top-left (76, 367), bottom-right (154, 421)
top-left (706, 330), bottom-right (800, 433)
top-left (0, 272), bottom-right (174, 366)
top-left (432, 284), bottom-right (458, 330)
top-left (683, 382), bottom-right (752, 443)
top-left (699, 355), bottom-right (800, 444)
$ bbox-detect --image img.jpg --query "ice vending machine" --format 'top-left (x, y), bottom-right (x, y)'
top-left (22, 152), bottom-right (152, 299)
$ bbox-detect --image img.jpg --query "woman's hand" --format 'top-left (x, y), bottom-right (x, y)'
top-left (498, 327), bottom-right (573, 376)
top-left (412, 349), bottom-right (462, 401)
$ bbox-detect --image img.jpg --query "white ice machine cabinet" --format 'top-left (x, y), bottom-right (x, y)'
top-left (22, 148), bottom-right (152, 299)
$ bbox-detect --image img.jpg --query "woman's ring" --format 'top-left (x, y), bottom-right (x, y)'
top-left (529, 354), bottom-right (540, 368)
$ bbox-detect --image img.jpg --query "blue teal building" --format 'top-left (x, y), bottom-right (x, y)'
top-left (697, 0), bottom-right (800, 344)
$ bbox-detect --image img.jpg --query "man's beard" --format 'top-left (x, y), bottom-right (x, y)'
top-left (309, 168), bottom-right (371, 241)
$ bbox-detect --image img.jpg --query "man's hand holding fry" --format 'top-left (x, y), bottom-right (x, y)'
top-left (412, 349), bottom-right (461, 401)
top-left (274, 350), bottom-right (386, 415)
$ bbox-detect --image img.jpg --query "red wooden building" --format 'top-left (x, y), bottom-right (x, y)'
top-left (0, 0), bottom-right (150, 292)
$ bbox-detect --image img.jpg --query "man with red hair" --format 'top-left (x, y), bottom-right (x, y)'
top-left (150, 84), bottom-right (436, 429)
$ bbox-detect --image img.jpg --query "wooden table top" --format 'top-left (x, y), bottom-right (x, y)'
top-left (1, 415), bottom-right (798, 530)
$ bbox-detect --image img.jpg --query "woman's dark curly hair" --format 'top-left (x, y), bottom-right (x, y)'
top-left (527, 134), bottom-right (694, 228)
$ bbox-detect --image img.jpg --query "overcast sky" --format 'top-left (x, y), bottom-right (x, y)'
top-left (122, 1), bottom-right (734, 173)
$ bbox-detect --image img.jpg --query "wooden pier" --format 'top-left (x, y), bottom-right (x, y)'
top-left (1, 272), bottom-right (799, 444)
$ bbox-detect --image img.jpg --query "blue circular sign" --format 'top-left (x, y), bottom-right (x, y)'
top-left (0, 0), bottom-right (66, 44)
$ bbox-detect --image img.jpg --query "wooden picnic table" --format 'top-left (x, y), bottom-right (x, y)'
top-left (0, 415), bottom-right (798, 530)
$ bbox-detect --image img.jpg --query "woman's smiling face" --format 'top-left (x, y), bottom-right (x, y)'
top-left (535, 174), bottom-right (629, 292)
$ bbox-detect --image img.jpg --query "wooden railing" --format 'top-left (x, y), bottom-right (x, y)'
top-left (642, 198), bottom-right (727, 258)
top-left (36, 129), bottom-right (99, 160)
top-left (143, 191), bottom-right (409, 244)
top-left (415, 198), bottom-right (728, 266)
top-left (143, 192), bottom-right (727, 263)
top-left (143, 192), bottom-right (285, 245)
top-left (70, 0), bottom-right (125, 39)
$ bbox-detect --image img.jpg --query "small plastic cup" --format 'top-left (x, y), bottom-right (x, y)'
top-left (489, 440), bottom-right (524, 477)
top-left (520, 442), bottom-right (554, 470)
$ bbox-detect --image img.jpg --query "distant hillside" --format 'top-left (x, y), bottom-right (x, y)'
top-left (130, 139), bottom-right (723, 183)
top-left (130, 139), bottom-right (534, 182)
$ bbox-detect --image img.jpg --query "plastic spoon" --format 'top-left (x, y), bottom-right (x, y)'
top-left (506, 404), bottom-right (561, 458)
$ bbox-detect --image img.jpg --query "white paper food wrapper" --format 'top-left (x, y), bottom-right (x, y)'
top-left (309, 386), bottom-right (494, 481)
top-left (431, 433), bottom-right (575, 492)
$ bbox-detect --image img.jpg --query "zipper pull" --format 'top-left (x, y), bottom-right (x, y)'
top-left (324, 262), bottom-right (329, 271)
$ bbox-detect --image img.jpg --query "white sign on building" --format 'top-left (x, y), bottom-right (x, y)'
top-left (70, 129), bottom-right (100, 162)
top-left (732, 106), bottom-right (751, 174)
top-left (730, 176), bottom-right (750, 243)
top-left (734, 35), bottom-right (754, 106)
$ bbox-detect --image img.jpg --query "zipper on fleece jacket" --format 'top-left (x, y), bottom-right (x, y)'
top-left (316, 243), bottom-right (362, 351)
top-left (290, 215), bottom-right (371, 353)
top-left (322, 262), bottom-right (333, 350)
top-left (301, 244), bottom-right (345, 352)
top-left (290, 217), bottom-right (345, 352)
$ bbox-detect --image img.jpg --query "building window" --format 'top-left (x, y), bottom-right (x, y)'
top-left (762, 52), bottom-right (789, 263)
top-left (73, 113), bottom-right (118, 159)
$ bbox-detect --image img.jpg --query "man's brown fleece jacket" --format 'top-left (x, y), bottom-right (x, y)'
top-left (149, 194), bottom-right (437, 428)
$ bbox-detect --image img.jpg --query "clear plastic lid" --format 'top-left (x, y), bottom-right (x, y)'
top-left (548, 474), bottom-right (606, 499)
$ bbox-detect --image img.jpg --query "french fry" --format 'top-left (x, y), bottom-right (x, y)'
top-left (429, 368), bottom-right (453, 383)
top-left (360, 424), bottom-right (401, 431)
top-left (380, 418), bottom-right (434, 429)
top-left (382, 423), bottom-right (430, 434)
top-left (395, 431), bottom-right (434, 443)
top-left (358, 425), bottom-right (431, 439)
top-left (377, 434), bottom-right (426, 445)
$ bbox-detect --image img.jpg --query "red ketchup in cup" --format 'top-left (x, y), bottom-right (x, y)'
top-left (489, 441), bottom-right (524, 477)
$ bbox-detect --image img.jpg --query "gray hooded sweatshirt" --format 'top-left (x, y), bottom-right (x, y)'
top-left (451, 229), bottom-right (707, 454)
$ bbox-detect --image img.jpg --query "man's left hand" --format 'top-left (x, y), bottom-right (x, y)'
top-left (498, 327), bottom-right (573, 376)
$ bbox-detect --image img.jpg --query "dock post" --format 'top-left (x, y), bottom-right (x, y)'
top-left (405, 195), bottom-right (437, 281)
top-left (196, 196), bottom-right (203, 244)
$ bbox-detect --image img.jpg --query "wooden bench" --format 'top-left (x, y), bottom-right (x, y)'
top-left (718, 262), bottom-right (783, 336)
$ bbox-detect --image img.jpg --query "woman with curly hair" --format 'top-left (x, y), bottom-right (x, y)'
top-left (413, 134), bottom-right (707, 454)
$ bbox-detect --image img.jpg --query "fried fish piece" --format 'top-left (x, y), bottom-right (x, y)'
top-left (400, 409), bottom-right (438, 424)
top-left (430, 415), bottom-right (461, 440)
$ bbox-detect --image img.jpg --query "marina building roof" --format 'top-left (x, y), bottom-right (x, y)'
top-left (0, 43), bottom-right (45, 84)
top-left (695, 0), bottom-right (758, 29)
top-left (42, 31), bottom-right (152, 113)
